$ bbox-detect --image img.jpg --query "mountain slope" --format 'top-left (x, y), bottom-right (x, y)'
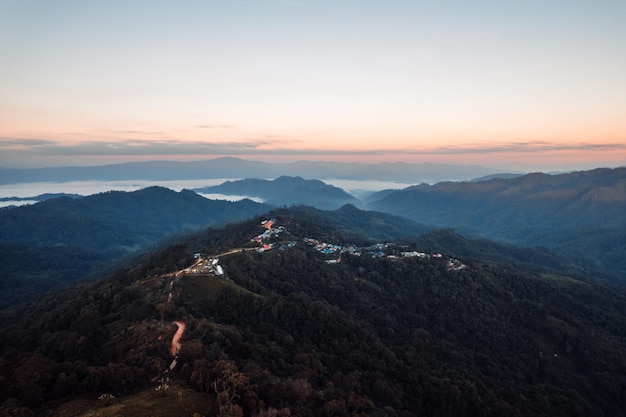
top-left (0, 187), bottom-right (271, 307)
top-left (194, 176), bottom-right (359, 209)
top-left (1, 207), bottom-right (625, 416)
top-left (0, 186), bottom-right (271, 257)
top-left (369, 167), bottom-right (626, 230)
top-left (368, 167), bottom-right (626, 280)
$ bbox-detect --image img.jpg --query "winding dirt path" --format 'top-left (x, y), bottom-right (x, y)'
top-left (170, 321), bottom-right (186, 357)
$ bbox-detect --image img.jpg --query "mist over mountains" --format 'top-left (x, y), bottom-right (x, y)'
top-left (1, 166), bottom-right (625, 310)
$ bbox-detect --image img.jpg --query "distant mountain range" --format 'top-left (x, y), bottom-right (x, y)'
top-left (2, 167), bottom-right (625, 309)
top-left (0, 157), bottom-right (504, 184)
top-left (367, 167), bottom-right (626, 230)
top-left (0, 193), bottom-right (82, 202)
top-left (470, 173), bottom-right (525, 182)
top-left (193, 176), bottom-right (359, 209)
top-left (366, 167), bottom-right (626, 280)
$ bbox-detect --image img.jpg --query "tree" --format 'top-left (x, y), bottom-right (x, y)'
top-left (210, 360), bottom-right (250, 403)
top-left (14, 354), bottom-right (54, 407)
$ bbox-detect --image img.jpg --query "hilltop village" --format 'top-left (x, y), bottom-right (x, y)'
top-left (181, 218), bottom-right (467, 280)
top-left (145, 218), bottom-right (465, 386)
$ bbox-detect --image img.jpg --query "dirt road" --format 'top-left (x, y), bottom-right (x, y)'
top-left (170, 321), bottom-right (186, 357)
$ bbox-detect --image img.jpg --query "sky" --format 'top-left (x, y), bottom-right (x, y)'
top-left (1, 0), bottom-right (625, 172)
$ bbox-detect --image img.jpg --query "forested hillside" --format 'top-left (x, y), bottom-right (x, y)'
top-left (367, 167), bottom-right (626, 281)
top-left (0, 187), bottom-right (271, 307)
top-left (1, 207), bottom-right (624, 416)
top-left (0, 187), bottom-right (271, 257)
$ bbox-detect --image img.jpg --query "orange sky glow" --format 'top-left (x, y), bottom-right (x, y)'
top-left (1, 1), bottom-right (625, 172)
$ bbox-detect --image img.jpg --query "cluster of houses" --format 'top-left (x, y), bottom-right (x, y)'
top-left (251, 219), bottom-right (292, 252)
top-left (185, 254), bottom-right (224, 276)
top-left (302, 236), bottom-right (467, 271)
top-left (396, 251), bottom-right (465, 270)
top-left (256, 241), bottom-right (298, 253)
top-left (303, 237), bottom-right (346, 255)
top-left (184, 218), bottom-right (467, 278)
top-left (401, 250), bottom-right (435, 258)
top-left (447, 258), bottom-right (467, 271)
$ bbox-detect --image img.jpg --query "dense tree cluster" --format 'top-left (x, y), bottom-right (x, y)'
top-left (0, 243), bottom-right (108, 309)
top-left (0, 210), bottom-right (625, 416)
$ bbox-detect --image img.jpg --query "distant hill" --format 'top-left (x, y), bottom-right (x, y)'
top-left (193, 176), bottom-right (359, 209)
top-left (367, 167), bottom-right (626, 281)
top-left (471, 173), bottom-right (525, 182)
top-left (1, 205), bottom-right (625, 416)
top-left (0, 186), bottom-right (272, 257)
top-left (0, 157), bottom-right (502, 184)
top-left (0, 187), bottom-right (271, 306)
top-left (0, 193), bottom-right (83, 203)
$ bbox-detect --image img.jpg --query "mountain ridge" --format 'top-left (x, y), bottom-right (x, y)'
top-left (3, 166), bottom-right (626, 310)
top-left (0, 186), bottom-right (272, 307)
top-left (1, 205), bottom-right (625, 416)
top-left (194, 176), bottom-right (359, 209)
top-left (0, 157), bottom-right (504, 184)
top-left (367, 167), bottom-right (626, 280)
